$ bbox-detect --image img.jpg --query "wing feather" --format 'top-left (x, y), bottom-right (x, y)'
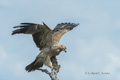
top-left (52, 23), bottom-right (79, 43)
top-left (12, 22), bottom-right (52, 50)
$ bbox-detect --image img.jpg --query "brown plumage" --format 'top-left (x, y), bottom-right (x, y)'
top-left (12, 22), bottom-right (79, 72)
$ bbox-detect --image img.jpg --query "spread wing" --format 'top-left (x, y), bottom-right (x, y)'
top-left (52, 23), bottom-right (79, 44)
top-left (12, 22), bottom-right (52, 50)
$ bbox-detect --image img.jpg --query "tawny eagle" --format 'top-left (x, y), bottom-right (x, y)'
top-left (12, 22), bottom-right (79, 72)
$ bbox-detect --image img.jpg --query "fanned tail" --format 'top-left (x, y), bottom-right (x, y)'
top-left (25, 59), bottom-right (43, 72)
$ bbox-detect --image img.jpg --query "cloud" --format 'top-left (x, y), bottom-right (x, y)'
top-left (104, 53), bottom-right (120, 74)
top-left (0, 46), bottom-right (8, 65)
top-left (70, 36), bottom-right (120, 80)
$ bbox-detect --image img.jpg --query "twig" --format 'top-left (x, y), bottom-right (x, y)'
top-left (37, 69), bottom-right (51, 75)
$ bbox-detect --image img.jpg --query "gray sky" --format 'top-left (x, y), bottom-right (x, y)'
top-left (0, 0), bottom-right (120, 80)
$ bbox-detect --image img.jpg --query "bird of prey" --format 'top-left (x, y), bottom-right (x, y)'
top-left (12, 22), bottom-right (79, 72)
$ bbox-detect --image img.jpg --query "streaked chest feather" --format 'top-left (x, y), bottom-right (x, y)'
top-left (44, 48), bottom-right (49, 52)
top-left (43, 46), bottom-right (61, 56)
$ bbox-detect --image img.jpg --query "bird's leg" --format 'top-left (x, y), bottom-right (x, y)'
top-left (47, 61), bottom-right (53, 69)
top-left (51, 56), bottom-right (60, 71)
top-left (44, 56), bottom-right (53, 69)
top-left (50, 56), bottom-right (60, 80)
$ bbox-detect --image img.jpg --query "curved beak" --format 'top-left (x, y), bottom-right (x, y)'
top-left (63, 49), bottom-right (67, 53)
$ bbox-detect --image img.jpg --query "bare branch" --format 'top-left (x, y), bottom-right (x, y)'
top-left (37, 69), bottom-right (51, 75)
top-left (37, 56), bottom-right (60, 80)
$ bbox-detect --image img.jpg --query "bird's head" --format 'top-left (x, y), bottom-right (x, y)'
top-left (61, 45), bottom-right (67, 53)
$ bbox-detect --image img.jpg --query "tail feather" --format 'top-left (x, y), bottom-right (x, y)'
top-left (25, 59), bottom-right (43, 72)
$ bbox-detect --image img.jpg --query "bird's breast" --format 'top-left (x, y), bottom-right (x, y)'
top-left (42, 46), bottom-right (61, 57)
top-left (44, 48), bottom-right (49, 52)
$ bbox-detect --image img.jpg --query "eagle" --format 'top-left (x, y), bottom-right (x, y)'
top-left (12, 22), bottom-right (79, 72)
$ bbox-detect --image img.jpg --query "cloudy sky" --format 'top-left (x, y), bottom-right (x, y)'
top-left (0, 0), bottom-right (120, 80)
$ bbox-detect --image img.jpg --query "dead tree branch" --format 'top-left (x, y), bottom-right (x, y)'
top-left (37, 56), bottom-right (60, 80)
